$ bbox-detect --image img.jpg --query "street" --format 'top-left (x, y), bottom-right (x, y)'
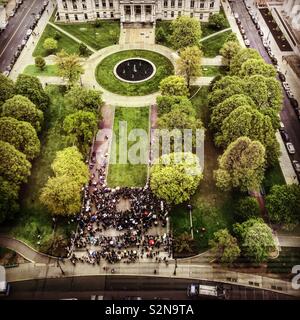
top-left (0, 276), bottom-right (296, 300)
top-left (230, 0), bottom-right (300, 170)
top-left (0, 0), bottom-right (46, 72)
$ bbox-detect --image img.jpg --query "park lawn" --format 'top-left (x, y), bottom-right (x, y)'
top-left (23, 64), bottom-right (59, 77)
top-left (9, 85), bottom-right (76, 256)
top-left (107, 107), bottom-right (149, 187)
top-left (201, 30), bottom-right (232, 57)
top-left (171, 86), bottom-right (242, 255)
top-left (32, 24), bottom-right (89, 57)
top-left (96, 50), bottom-right (174, 96)
top-left (54, 20), bottom-right (120, 50)
top-left (201, 65), bottom-right (227, 77)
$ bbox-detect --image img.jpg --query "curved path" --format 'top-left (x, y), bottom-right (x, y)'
top-left (81, 43), bottom-right (179, 107)
top-left (0, 234), bottom-right (57, 265)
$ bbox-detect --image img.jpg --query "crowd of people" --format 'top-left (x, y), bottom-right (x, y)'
top-left (67, 150), bottom-right (173, 266)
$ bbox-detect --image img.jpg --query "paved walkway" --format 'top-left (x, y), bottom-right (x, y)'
top-left (277, 235), bottom-right (300, 247)
top-left (48, 22), bottom-right (97, 53)
top-left (200, 27), bottom-right (232, 42)
top-left (119, 27), bottom-right (155, 45)
top-left (202, 56), bottom-right (225, 66)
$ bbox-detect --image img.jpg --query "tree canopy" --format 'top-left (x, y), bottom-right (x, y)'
top-left (214, 137), bottom-right (266, 191)
top-left (63, 111), bottom-right (97, 154)
top-left (177, 46), bottom-right (202, 88)
top-left (156, 95), bottom-right (191, 116)
top-left (230, 48), bottom-right (262, 75)
top-left (169, 16), bottom-right (202, 50)
top-left (0, 177), bottom-right (19, 223)
top-left (208, 13), bottom-right (228, 30)
top-left (159, 75), bottom-right (189, 97)
top-left (239, 59), bottom-right (276, 78)
top-left (209, 229), bottom-right (241, 264)
top-left (43, 37), bottom-right (58, 53)
top-left (219, 40), bottom-right (241, 63)
top-left (234, 197), bottom-right (260, 221)
top-left (150, 152), bottom-right (203, 205)
top-left (265, 184), bottom-right (300, 227)
top-left (0, 141), bottom-right (31, 185)
top-left (0, 117), bottom-right (40, 160)
top-left (0, 73), bottom-right (15, 106)
top-left (1, 95), bottom-right (44, 132)
top-left (15, 74), bottom-right (50, 111)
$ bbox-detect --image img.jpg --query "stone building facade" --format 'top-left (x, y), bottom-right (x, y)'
top-left (282, 0), bottom-right (300, 31)
top-left (55, 0), bottom-right (220, 23)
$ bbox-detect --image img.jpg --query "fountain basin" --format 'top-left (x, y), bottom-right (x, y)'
top-left (113, 58), bottom-right (156, 84)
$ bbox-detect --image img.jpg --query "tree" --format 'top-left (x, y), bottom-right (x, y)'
top-left (220, 40), bottom-right (241, 64)
top-left (1, 95), bottom-right (44, 132)
top-left (159, 75), bottom-right (189, 97)
top-left (0, 117), bottom-right (40, 160)
top-left (215, 105), bottom-right (279, 165)
top-left (169, 16), bottom-right (202, 50)
top-left (56, 50), bottom-right (84, 85)
top-left (265, 184), bottom-right (300, 227)
top-left (0, 141), bottom-right (31, 185)
top-left (208, 13), bottom-right (228, 30)
top-left (0, 177), bottom-right (19, 223)
top-left (43, 37), bottom-right (58, 53)
top-left (233, 218), bottom-right (276, 263)
top-left (35, 56), bottom-right (46, 71)
top-left (210, 94), bottom-right (255, 132)
top-left (225, 32), bottom-right (239, 43)
top-left (156, 95), bottom-right (191, 116)
top-left (15, 74), bottom-right (50, 111)
top-left (63, 111), bottom-right (97, 154)
top-left (40, 175), bottom-right (84, 216)
top-left (65, 85), bottom-right (103, 113)
top-left (79, 43), bottom-right (88, 56)
top-left (230, 48), bottom-right (262, 75)
top-left (51, 146), bottom-right (89, 185)
top-left (239, 59), bottom-right (276, 78)
top-left (209, 229), bottom-right (240, 264)
top-left (234, 197), bottom-right (260, 221)
top-left (173, 232), bottom-right (195, 254)
top-left (150, 152), bottom-right (203, 205)
top-left (214, 137), bottom-right (266, 191)
top-left (0, 73), bottom-right (15, 106)
top-left (156, 26), bottom-right (167, 44)
top-left (177, 46), bottom-right (202, 88)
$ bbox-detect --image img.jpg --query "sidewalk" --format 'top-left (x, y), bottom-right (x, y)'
top-left (9, 0), bottom-right (56, 81)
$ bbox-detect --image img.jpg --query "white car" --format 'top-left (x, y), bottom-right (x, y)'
top-left (292, 160), bottom-right (300, 173)
top-left (234, 13), bottom-right (239, 19)
top-left (2, 71), bottom-right (10, 77)
top-left (26, 29), bottom-right (32, 36)
top-left (286, 142), bottom-right (296, 154)
top-left (244, 39), bottom-right (250, 47)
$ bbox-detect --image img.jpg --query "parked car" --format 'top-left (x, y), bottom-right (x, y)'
top-left (236, 18), bottom-right (241, 25)
top-left (286, 90), bottom-right (294, 99)
top-left (289, 97), bottom-right (299, 109)
top-left (234, 13), bottom-right (239, 19)
top-left (279, 121), bottom-right (285, 130)
top-left (258, 30), bottom-right (264, 37)
top-left (9, 10), bottom-right (16, 17)
top-left (280, 130), bottom-right (289, 142)
top-left (282, 82), bottom-right (290, 90)
top-left (2, 71), bottom-right (10, 77)
top-left (278, 72), bottom-right (286, 82)
top-left (244, 39), bottom-right (250, 47)
top-left (294, 108), bottom-right (300, 121)
top-left (256, 24), bottom-right (261, 30)
top-left (292, 160), bottom-right (300, 174)
top-left (286, 142), bottom-right (296, 154)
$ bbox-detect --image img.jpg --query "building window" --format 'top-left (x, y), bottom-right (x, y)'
top-left (190, 0), bottom-right (194, 8)
top-left (82, 0), bottom-right (87, 10)
top-left (95, 0), bottom-right (99, 9)
top-left (84, 13), bottom-right (88, 19)
top-left (57, 13), bottom-right (60, 20)
top-left (190, 12), bottom-right (193, 18)
top-left (200, 13), bottom-right (203, 19)
top-left (178, 0), bottom-right (182, 8)
top-left (111, 12), bottom-right (114, 18)
top-left (210, 1), bottom-right (214, 8)
top-left (178, 11), bottom-right (181, 16)
top-left (171, 0), bottom-right (175, 8)
top-left (103, 12), bottom-right (107, 18)
top-left (109, 1), bottom-right (113, 8)
top-left (164, 11), bottom-right (167, 18)
top-left (97, 12), bottom-right (100, 18)
top-left (62, 0), bottom-right (67, 9)
top-left (75, 14), bottom-right (78, 20)
top-left (200, 1), bottom-right (204, 8)
top-left (164, 0), bottom-right (168, 8)
top-left (102, 0), bottom-right (106, 8)
top-left (65, 13), bottom-right (69, 20)
top-left (171, 11), bottom-right (174, 17)
top-left (72, 0), bottom-right (77, 10)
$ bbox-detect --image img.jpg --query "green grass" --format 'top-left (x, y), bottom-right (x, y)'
top-left (32, 24), bottom-right (91, 57)
top-left (96, 50), bottom-right (174, 96)
top-left (8, 85), bottom-right (76, 255)
top-left (201, 65), bottom-right (227, 77)
top-left (54, 20), bottom-right (120, 50)
top-left (107, 107), bottom-right (149, 187)
top-left (171, 86), bottom-right (243, 255)
top-left (201, 30), bottom-right (232, 57)
top-left (262, 161), bottom-right (286, 194)
top-left (23, 65), bottom-right (59, 77)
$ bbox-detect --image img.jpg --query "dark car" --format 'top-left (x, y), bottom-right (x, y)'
top-left (294, 107), bottom-right (300, 121)
top-left (278, 71), bottom-right (286, 82)
top-left (258, 30), bottom-right (264, 37)
top-left (280, 130), bottom-right (289, 142)
top-left (290, 97), bottom-right (299, 109)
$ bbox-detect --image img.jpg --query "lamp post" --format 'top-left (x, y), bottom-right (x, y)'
top-left (173, 258), bottom-right (177, 276)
